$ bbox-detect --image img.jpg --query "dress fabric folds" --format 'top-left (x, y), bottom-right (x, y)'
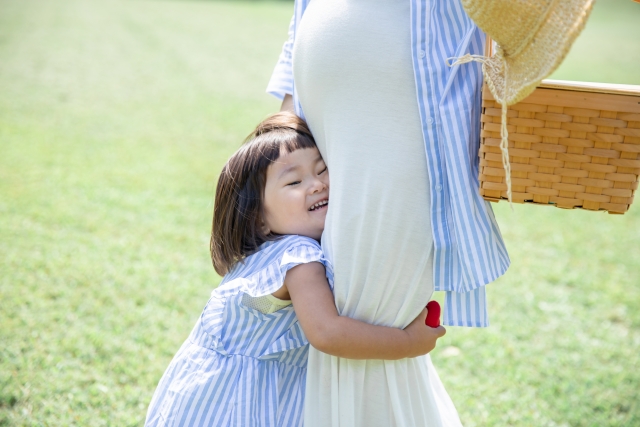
top-left (293, 0), bottom-right (463, 425)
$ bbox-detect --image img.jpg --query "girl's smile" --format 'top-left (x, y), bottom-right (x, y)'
top-left (308, 199), bottom-right (328, 211)
top-left (262, 147), bottom-right (329, 241)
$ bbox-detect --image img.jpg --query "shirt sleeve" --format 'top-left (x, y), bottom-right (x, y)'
top-left (266, 13), bottom-right (296, 100)
top-left (442, 286), bottom-right (489, 327)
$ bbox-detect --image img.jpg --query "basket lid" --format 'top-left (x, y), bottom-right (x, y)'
top-left (539, 79), bottom-right (640, 96)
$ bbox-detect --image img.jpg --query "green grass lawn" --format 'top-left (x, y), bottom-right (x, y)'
top-left (0, 0), bottom-right (638, 425)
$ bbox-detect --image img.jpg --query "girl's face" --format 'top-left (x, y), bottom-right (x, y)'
top-left (262, 147), bottom-right (329, 241)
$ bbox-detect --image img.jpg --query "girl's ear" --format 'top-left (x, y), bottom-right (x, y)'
top-left (260, 216), bottom-right (270, 235)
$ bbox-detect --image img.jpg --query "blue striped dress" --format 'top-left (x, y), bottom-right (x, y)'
top-left (145, 235), bottom-right (331, 427)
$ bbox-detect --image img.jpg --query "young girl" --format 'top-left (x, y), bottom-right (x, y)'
top-left (144, 112), bottom-right (446, 427)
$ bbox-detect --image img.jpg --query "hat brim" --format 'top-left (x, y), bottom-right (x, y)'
top-left (483, 0), bottom-right (595, 106)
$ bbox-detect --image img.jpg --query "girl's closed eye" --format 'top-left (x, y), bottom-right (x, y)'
top-left (318, 166), bottom-right (327, 175)
top-left (287, 180), bottom-right (301, 186)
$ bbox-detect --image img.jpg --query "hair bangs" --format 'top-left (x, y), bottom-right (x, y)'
top-left (279, 130), bottom-right (317, 154)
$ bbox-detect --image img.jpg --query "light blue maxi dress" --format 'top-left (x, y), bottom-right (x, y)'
top-left (145, 235), bottom-right (331, 427)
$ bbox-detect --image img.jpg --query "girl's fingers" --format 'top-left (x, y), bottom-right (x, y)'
top-left (433, 325), bottom-right (446, 338)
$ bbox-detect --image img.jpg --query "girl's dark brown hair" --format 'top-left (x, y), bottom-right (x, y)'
top-left (210, 111), bottom-right (317, 275)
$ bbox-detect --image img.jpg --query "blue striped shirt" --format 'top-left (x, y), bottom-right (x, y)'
top-left (267, 0), bottom-right (510, 327)
top-left (145, 236), bottom-right (331, 427)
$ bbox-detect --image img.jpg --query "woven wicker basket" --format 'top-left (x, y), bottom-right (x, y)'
top-left (479, 43), bottom-right (640, 214)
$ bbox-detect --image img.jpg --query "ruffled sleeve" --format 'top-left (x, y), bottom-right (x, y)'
top-left (239, 235), bottom-right (332, 298)
top-left (196, 236), bottom-right (331, 351)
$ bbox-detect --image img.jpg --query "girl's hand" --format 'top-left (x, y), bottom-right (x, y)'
top-left (403, 308), bottom-right (446, 358)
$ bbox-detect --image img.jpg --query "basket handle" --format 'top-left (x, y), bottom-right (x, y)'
top-left (484, 34), bottom-right (494, 58)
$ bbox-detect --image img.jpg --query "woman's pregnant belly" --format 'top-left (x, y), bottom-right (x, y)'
top-left (293, 0), bottom-right (434, 328)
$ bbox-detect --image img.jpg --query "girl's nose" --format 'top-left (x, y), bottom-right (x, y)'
top-left (310, 177), bottom-right (327, 193)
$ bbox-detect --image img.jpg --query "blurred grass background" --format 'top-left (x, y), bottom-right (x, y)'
top-left (0, 0), bottom-right (638, 425)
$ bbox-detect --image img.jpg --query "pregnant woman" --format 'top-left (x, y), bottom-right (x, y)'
top-left (268, 0), bottom-right (510, 425)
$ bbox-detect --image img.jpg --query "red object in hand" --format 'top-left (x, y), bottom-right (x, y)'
top-left (425, 301), bottom-right (441, 328)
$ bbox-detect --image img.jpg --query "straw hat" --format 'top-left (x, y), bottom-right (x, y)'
top-left (451, 0), bottom-right (595, 204)
top-left (461, 0), bottom-right (595, 106)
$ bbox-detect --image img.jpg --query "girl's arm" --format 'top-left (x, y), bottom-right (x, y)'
top-left (283, 262), bottom-right (446, 360)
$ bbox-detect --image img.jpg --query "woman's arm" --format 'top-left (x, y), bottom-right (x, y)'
top-left (284, 262), bottom-right (446, 360)
top-left (280, 94), bottom-right (294, 112)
